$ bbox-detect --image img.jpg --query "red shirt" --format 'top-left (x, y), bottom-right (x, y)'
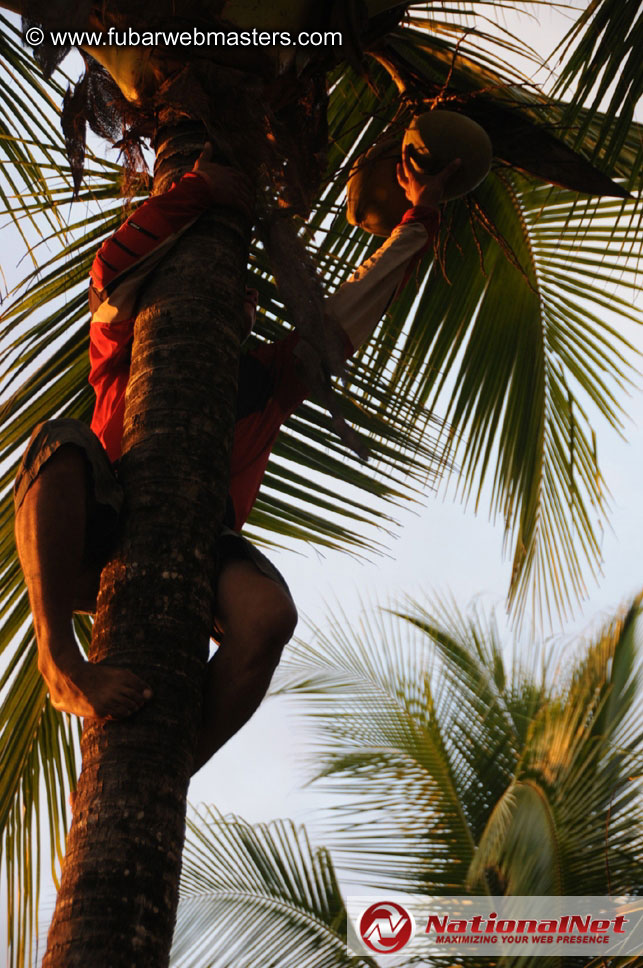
top-left (89, 172), bottom-right (215, 463)
top-left (88, 174), bottom-right (438, 530)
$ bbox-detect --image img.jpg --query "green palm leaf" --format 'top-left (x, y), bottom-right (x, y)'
top-left (0, 13), bottom-right (73, 248)
top-left (0, 618), bottom-right (86, 968)
top-left (392, 171), bottom-right (640, 622)
top-left (552, 0), bottom-right (643, 179)
top-left (470, 600), bottom-right (643, 894)
top-left (171, 804), bottom-right (377, 968)
top-left (468, 779), bottom-right (564, 895)
top-left (0, 22), bottom-right (98, 966)
top-left (274, 593), bottom-right (643, 899)
top-left (273, 602), bottom-right (488, 892)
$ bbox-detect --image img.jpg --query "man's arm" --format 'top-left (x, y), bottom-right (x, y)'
top-left (251, 154), bottom-right (460, 419)
top-left (323, 206), bottom-right (439, 353)
top-left (245, 153), bottom-right (461, 423)
top-left (255, 212), bottom-right (440, 415)
top-left (324, 151), bottom-right (461, 354)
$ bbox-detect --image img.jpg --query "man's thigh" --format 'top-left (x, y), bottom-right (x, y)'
top-left (14, 419), bottom-right (122, 606)
top-left (214, 554), bottom-right (297, 648)
top-left (14, 418), bottom-right (122, 521)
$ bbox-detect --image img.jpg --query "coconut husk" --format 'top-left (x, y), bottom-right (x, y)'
top-left (403, 110), bottom-right (492, 199)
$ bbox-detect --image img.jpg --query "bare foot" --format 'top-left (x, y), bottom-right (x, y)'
top-left (41, 648), bottom-right (152, 720)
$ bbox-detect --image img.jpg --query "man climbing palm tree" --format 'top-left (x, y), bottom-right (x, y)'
top-left (13, 141), bottom-right (459, 772)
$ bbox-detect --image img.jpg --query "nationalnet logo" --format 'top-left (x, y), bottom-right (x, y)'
top-left (347, 895), bottom-right (643, 958)
top-left (359, 901), bottom-right (415, 954)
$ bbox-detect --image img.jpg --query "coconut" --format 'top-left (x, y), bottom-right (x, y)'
top-left (346, 111), bottom-right (493, 236)
top-left (403, 111), bottom-right (492, 200)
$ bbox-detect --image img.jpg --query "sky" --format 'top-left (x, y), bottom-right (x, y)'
top-left (1, 1), bottom-right (642, 962)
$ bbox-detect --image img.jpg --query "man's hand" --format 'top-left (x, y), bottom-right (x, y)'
top-left (193, 142), bottom-right (254, 218)
top-left (396, 146), bottom-right (461, 209)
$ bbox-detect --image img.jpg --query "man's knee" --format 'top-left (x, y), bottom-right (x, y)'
top-left (217, 562), bottom-right (298, 658)
top-left (244, 587), bottom-right (297, 656)
top-left (266, 591), bottom-right (298, 647)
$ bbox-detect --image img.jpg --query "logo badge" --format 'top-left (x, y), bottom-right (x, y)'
top-left (359, 901), bottom-right (415, 953)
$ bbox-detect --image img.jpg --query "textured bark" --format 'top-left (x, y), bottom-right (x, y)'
top-left (43, 122), bottom-right (250, 966)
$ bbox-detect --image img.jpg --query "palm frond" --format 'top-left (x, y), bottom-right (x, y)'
top-left (552, 0), bottom-right (643, 181)
top-left (171, 804), bottom-right (377, 968)
top-left (273, 602), bottom-right (495, 892)
top-left (0, 20), bottom-right (97, 966)
top-left (466, 780), bottom-right (564, 895)
top-left (406, 171), bottom-right (641, 624)
top-left (0, 13), bottom-right (79, 254)
top-left (0, 617), bottom-right (86, 968)
top-left (305, 31), bottom-right (643, 622)
top-left (515, 600), bottom-right (643, 893)
top-left (275, 593), bottom-right (643, 898)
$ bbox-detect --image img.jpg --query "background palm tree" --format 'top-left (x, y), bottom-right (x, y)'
top-left (273, 592), bottom-right (643, 904)
top-left (172, 805), bottom-right (378, 968)
top-left (0, 1), bottom-right (642, 964)
top-left (165, 591), bottom-right (643, 967)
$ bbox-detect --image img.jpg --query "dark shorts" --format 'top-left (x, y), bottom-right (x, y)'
top-left (14, 418), bottom-right (291, 605)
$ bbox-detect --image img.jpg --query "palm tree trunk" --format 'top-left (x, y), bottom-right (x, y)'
top-left (43, 119), bottom-right (251, 967)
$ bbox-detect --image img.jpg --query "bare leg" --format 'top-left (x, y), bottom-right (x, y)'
top-left (192, 558), bottom-right (297, 773)
top-left (15, 444), bottom-right (151, 719)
